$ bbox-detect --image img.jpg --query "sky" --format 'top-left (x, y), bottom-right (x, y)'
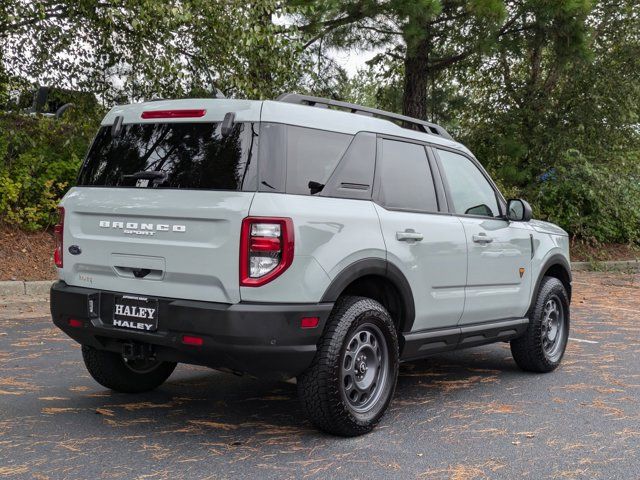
top-left (274, 13), bottom-right (382, 78)
top-left (330, 48), bottom-right (379, 77)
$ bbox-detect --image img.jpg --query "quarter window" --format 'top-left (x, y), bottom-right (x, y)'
top-left (285, 126), bottom-right (353, 195)
top-left (437, 149), bottom-right (499, 217)
top-left (377, 140), bottom-right (438, 212)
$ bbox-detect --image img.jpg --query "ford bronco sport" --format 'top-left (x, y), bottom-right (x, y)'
top-left (51, 94), bottom-right (572, 436)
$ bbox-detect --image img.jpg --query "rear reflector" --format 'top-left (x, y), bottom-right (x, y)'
top-left (68, 318), bottom-right (83, 328)
top-left (141, 109), bottom-right (206, 119)
top-left (301, 317), bottom-right (319, 329)
top-left (182, 335), bottom-right (203, 346)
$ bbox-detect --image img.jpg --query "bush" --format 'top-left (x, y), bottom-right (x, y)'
top-left (0, 109), bottom-right (638, 245)
top-left (0, 111), bottom-right (100, 230)
top-left (533, 149), bottom-right (640, 244)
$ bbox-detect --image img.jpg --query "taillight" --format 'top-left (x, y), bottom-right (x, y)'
top-left (53, 207), bottom-right (64, 268)
top-left (240, 217), bottom-right (294, 287)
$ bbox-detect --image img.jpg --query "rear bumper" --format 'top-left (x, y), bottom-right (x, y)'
top-left (50, 281), bottom-right (333, 379)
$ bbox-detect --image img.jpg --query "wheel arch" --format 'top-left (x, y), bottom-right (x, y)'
top-left (320, 258), bottom-right (416, 335)
top-left (528, 254), bottom-right (572, 315)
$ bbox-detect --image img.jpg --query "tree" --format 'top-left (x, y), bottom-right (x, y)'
top-left (178, 0), bottom-right (303, 100)
top-left (0, 1), bottom-right (303, 103)
top-left (291, 0), bottom-right (509, 121)
top-left (457, 0), bottom-right (639, 183)
top-left (295, 0), bottom-right (639, 241)
top-left (456, 0), bottom-right (640, 242)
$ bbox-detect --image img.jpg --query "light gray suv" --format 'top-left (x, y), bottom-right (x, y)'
top-left (50, 93), bottom-right (572, 436)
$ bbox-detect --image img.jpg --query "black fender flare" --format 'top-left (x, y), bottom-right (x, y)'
top-left (527, 253), bottom-right (572, 314)
top-left (320, 258), bottom-right (416, 332)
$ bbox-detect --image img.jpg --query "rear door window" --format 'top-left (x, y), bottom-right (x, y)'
top-left (375, 139), bottom-right (439, 212)
top-left (78, 122), bottom-right (258, 190)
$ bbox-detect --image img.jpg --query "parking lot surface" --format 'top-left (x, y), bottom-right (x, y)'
top-left (1, 271), bottom-right (638, 479)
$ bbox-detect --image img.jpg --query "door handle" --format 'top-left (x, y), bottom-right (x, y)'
top-left (396, 230), bottom-right (424, 242)
top-left (472, 234), bottom-right (493, 244)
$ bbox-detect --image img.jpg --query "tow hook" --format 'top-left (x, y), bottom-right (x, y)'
top-left (122, 342), bottom-right (154, 361)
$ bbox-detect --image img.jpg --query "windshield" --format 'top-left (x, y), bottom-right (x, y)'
top-left (78, 122), bottom-right (258, 190)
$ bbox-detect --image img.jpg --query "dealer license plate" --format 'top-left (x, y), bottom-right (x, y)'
top-left (112, 295), bottom-right (159, 332)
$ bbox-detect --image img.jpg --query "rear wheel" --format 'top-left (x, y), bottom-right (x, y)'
top-left (510, 276), bottom-right (570, 372)
top-left (297, 296), bottom-right (399, 436)
top-left (82, 346), bottom-right (176, 393)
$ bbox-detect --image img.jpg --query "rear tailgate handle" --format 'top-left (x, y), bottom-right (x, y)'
top-left (396, 230), bottom-right (424, 242)
top-left (111, 254), bottom-right (166, 280)
top-left (132, 268), bottom-right (151, 278)
top-left (114, 266), bottom-right (163, 280)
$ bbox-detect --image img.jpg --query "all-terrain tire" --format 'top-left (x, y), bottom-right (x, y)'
top-left (510, 276), bottom-right (570, 373)
top-left (297, 296), bottom-right (399, 437)
top-left (82, 346), bottom-right (177, 393)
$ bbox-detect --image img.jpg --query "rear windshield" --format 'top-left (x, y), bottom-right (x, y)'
top-left (78, 122), bottom-right (258, 190)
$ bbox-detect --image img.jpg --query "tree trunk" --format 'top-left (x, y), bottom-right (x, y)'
top-left (402, 37), bottom-right (429, 120)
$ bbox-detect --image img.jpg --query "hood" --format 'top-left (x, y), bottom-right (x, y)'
top-left (529, 219), bottom-right (569, 236)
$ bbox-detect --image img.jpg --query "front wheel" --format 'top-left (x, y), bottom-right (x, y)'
top-left (510, 276), bottom-right (570, 372)
top-left (82, 346), bottom-right (177, 393)
top-left (297, 296), bottom-right (399, 437)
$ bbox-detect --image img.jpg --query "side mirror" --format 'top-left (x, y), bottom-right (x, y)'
top-left (507, 199), bottom-right (532, 222)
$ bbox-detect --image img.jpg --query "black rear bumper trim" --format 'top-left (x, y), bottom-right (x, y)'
top-left (50, 281), bottom-right (333, 379)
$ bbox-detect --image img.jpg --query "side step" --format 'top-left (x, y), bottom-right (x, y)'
top-left (401, 318), bottom-right (529, 361)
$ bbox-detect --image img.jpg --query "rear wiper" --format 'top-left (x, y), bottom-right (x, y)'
top-left (121, 170), bottom-right (168, 186)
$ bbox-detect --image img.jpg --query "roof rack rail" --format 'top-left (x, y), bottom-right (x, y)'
top-left (276, 93), bottom-right (453, 140)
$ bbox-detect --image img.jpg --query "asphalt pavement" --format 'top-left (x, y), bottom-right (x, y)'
top-left (0, 271), bottom-right (638, 479)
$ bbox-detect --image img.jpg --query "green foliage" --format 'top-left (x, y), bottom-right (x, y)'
top-left (534, 151), bottom-right (640, 243)
top-left (0, 112), bottom-right (100, 230)
top-left (1, 0), bottom-right (638, 245)
top-left (293, 0), bottom-right (509, 119)
top-left (1, 1), bottom-right (304, 102)
top-left (333, 0), bottom-right (639, 243)
top-left (453, 0), bottom-right (640, 243)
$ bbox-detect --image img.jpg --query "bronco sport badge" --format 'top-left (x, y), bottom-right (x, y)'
top-left (99, 220), bottom-right (187, 236)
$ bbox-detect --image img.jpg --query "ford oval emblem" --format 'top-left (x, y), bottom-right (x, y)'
top-left (68, 245), bottom-right (82, 255)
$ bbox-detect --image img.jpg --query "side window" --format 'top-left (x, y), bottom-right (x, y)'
top-left (377, 139), bottom-right (438, 212)
top-left (258, 123), bottom-right (287, 192)
top-left (285, 126), bottom-right (353, 195)
top-left (322, 131), bottom-right (376, 200)
top-left (437, 149), bottom-right (499, 217)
